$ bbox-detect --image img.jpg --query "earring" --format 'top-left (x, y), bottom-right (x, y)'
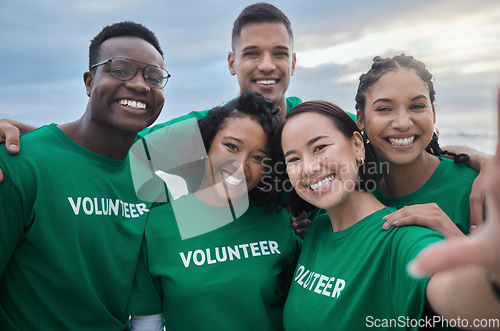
top-left (433, 127), bottom-right (440, 140)
top-left (357, 157), bottom-right (365, 166)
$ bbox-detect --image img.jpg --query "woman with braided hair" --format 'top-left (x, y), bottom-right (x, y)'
top-left (355, 54), bottom-right (479, 239)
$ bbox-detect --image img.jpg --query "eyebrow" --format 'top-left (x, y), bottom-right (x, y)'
top-left (283, 135), bottom-right (328, 158)
top-left (372, 94), bottom-right (428, 105)
top-left (224, 136), bottom-right (268, 155)
top-left (241, 45), bottom-right (290, 52)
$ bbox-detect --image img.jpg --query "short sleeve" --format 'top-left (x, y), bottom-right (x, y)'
top-left (389, 226), bottom-right (444, 322)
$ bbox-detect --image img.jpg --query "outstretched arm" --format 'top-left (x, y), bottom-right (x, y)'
top-left (409, 89), bottom-right (500, 328)
top-left (0, 119), bottom-right (37, 182)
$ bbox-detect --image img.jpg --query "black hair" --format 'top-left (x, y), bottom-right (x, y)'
top-left (198, 91), bottom-right (282, 208)
top-left (355, 54), bottom-right (469, 163)
top-left (88, 21), bottom-right (163, 70)
top-left (276, 101), bottom-right (378, 216)
top-left (231, 2), bottom-right (294, 51)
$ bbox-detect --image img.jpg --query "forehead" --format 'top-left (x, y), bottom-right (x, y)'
top-left (220, 116), bottom-right (264, 135)
top-left (98, 36), bottom-right (164, 68)
top-left (283, 113), bottom-right (337, 146)
top-left (217, 116), bottom-right (267, 144)
top-left (235, 21), bottom-right (292, 50)
top-left (368, 69), bottom-right (429, 99)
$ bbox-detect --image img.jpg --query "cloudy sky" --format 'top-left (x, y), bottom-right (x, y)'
top-left (1, 0), bottom-right (499, 152)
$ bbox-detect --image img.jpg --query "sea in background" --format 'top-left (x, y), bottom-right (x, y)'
top-left (436, 111), bottom-right (497, 155)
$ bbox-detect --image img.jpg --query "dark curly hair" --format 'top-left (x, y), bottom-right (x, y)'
top-left (276, 101), bottom-right (378, 216)
top-left (355, 54), bottom-right (469, 163)
top-left (89, 21), bottom-right (163, 70)
top-left (198, 91), bottom-right (283, 208)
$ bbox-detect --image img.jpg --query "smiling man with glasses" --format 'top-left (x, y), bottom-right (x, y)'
top-left (0, 21), bottom-right (167, 330)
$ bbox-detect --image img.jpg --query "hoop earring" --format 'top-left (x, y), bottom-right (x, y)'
top-left (357, 157), bottom-right (365, 166)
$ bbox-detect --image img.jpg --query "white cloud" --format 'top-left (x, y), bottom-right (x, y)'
top-left (296, 3), bottom-right (500, 81)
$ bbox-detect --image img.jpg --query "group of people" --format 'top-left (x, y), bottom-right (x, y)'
top-left (0, 2), bottom-right (499, 331)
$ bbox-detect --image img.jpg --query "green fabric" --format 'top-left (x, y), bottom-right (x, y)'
top-left (0, 124), bottom-right (150, 331)
top-left (373, 157), bottom-right (478, 234)
top-left (128, 196), bottom-right (301, 330)
top-left (283, 208), bottom-right (444, 330)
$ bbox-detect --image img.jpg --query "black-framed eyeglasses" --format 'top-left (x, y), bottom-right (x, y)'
top-left (90, 57), bottom-right (171, 89)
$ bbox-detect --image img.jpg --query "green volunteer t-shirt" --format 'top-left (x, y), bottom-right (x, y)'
top-left (283, 208), bottom-right (444, 330)
top-left (373, 157), bottom-right (478, 234)
top-left (128, 195), bottom-right (301, 330)
top-left (0, 124), bottom-right (150, 330)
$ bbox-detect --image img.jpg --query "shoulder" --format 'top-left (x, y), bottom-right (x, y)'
top-left (0, 125), bottom-right (55, 160)
top-left (438, 156), bottom-right (478, 175)
top-left (286, 96), bottom-right (303, 110)
top-left (436, 156), bottom-right (478, 183)
top-left (305, 213), bottom-right (332, 237)
top-left (389, 225), bottom-right (444, 261)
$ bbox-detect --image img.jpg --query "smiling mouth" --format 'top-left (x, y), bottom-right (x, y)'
top-left (118, 99), bottom-right (147, 110)
top-left (221, 169), bottom-right (244, 186)
top-left (309, 174), bottom-right (335, 191)
top-left (386, 136), bottom-right (416, 146)
top-left (255, 79), bottom-right (279, 86)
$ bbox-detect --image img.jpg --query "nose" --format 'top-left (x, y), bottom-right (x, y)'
top-left (257, 52), bottom-right (276, 73)
top-left (232, 157), bottom-right (250, 179)
top-left (125, 69), bottom-right (151, 93)
top-left (392, 109), bottom-right (413, 131)
top-left (302, 154), bottom-right (321, 176)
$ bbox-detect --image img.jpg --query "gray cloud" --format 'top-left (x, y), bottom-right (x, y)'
top-left (1, 0), bottom-right (498, 153)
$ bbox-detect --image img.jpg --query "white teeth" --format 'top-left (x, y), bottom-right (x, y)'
top-left (221, 170), bottom-right (243, 186)
top-left (388, 136), bottom-right (415, 146)
top-left (119, 99), bottom-right (146, 110)
top-left (309, 175), bottom-right (335, 191)
top-left (256, 80), bottom-right (276, 85)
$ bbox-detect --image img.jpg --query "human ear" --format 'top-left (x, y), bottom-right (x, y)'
top-left (83, 71), bottom-right (94, 97)
top-left (352, 131), bottom-right (365, 156)
top-left (291, 52), bottom-right (296, 76)
top-left (228, 52), bottom-right (236, 76)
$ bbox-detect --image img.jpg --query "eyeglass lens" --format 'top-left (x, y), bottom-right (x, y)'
top-left (109, 58), bottom-right (168, 88)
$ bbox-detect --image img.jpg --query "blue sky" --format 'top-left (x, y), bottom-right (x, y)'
top-left (1, 0), bottom-right (499, 152)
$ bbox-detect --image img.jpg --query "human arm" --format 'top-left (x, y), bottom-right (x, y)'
top-left (130, 314), bottom-right (164, 331)
top-left (290, 211), bottom-right (311, 238)
top-left (381, 203), bottom-right (466, 239)
top-left (408, 89), bottom-right (500, 328)
top-left (443, 145), bottom-right (493, 233)
top-left (409, 180), bottom-right (500, 327)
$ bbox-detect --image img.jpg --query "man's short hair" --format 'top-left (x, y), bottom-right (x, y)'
top-left (89, 21), bottom-right (163, 70)
top-left (231, 3), bottom-right (293, 51)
